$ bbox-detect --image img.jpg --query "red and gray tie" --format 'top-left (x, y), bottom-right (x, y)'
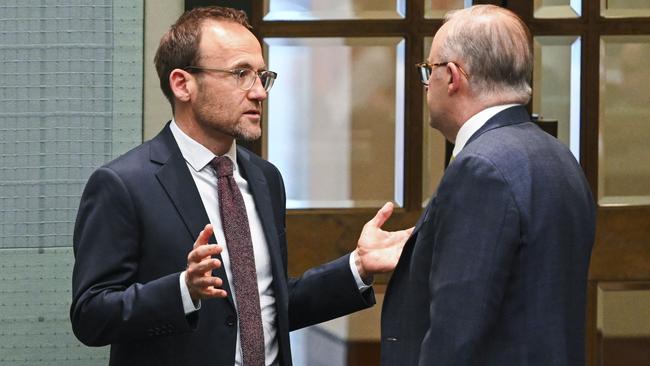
top-left (211, 156), bottom-right (265, 366)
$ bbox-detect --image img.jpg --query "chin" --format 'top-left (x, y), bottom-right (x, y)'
top-left (237, 133), bottom-right (261, 142)
top-left (235, 128), bottom-right (262, 142)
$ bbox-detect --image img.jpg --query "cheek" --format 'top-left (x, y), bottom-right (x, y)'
top-left (426, 88), bottom-right (435, 107)
top-left (204, 92), bottom-right (235, 111)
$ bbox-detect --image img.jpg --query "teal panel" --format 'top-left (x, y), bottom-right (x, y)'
top-left (0, 0), bottom-right (144, 249)
top-left (0, 0), bottom-right (144, 364)
top-left (112, 0), bottom-right (144, 156)
top-left (0, 248), bottom-right (108, 365)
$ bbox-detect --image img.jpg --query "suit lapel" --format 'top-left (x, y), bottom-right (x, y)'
top-left (237, 148), bottom-right (294, 359)
top-left (236, 148), bottom-right (288, 293)
top-left (151, 124), bottom-right (235, 310)
top-left (413, 197), bottom-right (435, 234)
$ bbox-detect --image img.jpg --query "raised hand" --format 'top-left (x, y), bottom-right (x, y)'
top-left (185, 224), bottom-right (228, 301)
top-left (354, 202), bottom-right (414, 279)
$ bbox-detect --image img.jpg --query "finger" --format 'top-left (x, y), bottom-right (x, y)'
top-left (193, 224), bottom-right (214, 249)
top-left (187, 258), bottom-right (220, 279)
top-left (192, 275), bottom-right (224, 289)
top-left (195, 243), bottom-right (222, 258)
top-left (190, 257), bottom-right (221, 275)
top-left (187, 244), bottom-right (222, 263)
top-left (202, 288), bottom-right (228, 298)
top-left (368, 201), bottom-right (394, 228)
top-left (198, 276), bottom-right (223, 289)
top-left (193, 283), bottom-right (227, 298)
top-left (204, 258), bottom-right (221, 277)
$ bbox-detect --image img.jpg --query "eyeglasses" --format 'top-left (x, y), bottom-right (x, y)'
top-left (415, 61), bottom-right (470, 86)
top-left (184, 66), bottom-right (278, 92)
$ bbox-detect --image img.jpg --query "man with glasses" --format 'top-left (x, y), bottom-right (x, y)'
top-left (381, 5), bottom-right (595, 366)
top-left (70, 6), bottom-right (411, 366)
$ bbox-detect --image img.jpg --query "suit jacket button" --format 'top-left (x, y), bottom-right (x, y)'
top-left (386, 336), bottom-right (398, 342)
top-left (226, 315), bottom-right (236, 327)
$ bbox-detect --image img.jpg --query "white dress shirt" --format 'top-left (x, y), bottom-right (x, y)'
top-left (452, 104), bottom-right (520, 158)
top-left (170, 120), bottom-right (369, 365)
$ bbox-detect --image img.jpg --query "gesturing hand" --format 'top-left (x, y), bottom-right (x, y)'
top-left (354, 202), bottom-right (414, 280)
top-left (185, 224), bottom-right (228, 301)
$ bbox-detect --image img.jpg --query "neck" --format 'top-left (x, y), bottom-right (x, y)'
top-left (443, 99), bottom-right (484, 143)
top-left (446, 93), bottom-right (520, 142)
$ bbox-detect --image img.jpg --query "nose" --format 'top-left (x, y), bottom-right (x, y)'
top-left (247, 76), bottom-right (267, 101)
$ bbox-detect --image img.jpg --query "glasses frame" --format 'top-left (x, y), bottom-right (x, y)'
top-left (415, 61), bottom-right (470, 86)
top-left (184, 66), bottom-right (278, 92)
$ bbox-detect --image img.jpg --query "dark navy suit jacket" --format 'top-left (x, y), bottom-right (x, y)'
top-left (70, 124), bottom-right (374, 365)
top-left (381, 106), bottom-right (595, 366)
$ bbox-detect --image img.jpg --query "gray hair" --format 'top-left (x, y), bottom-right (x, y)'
top-left (441, 5), bottom-right (532, 103)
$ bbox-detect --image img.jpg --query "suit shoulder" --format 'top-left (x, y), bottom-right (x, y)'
top-left (237, 145), bottom-right (282, 178)
top-left (97, 140), bottom-right (155, 177)
top-left (467, 123), bottom-right (571, 163)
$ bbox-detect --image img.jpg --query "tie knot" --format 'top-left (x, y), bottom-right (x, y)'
top-left (211, 156), bottom-right (234, 178)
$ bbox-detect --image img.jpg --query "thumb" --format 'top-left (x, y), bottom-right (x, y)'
top-left (369, 202), bottom-right (394, 229)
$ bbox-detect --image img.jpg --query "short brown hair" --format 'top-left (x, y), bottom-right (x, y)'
top-left (154, 6), bottom-right (251, 108)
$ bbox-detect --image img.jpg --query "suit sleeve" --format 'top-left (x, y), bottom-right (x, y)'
top-left (419, 154), bottom-right (520, 365)
top-left (70, 167), bottom-right (193, 346)
top-left (287, 254), bottom-right (375, 330)
top-left (261, 161), bottom-right (375, 331)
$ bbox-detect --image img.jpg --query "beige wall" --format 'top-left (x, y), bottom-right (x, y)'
top-left (598, 287), bottom-right (650, 337)
top-left (143, 0), bottom-right (184, 140)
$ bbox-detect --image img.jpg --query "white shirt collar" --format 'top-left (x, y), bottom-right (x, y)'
top-left (169, 119), bottom-right (238, 172)
top-left (452, 104), bottom-right (520, 158)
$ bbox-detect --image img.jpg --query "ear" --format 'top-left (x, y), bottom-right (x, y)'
top-left (446, 63), bottom-right (463, 95)
top-left (169, 69), bottom-right (195, 103)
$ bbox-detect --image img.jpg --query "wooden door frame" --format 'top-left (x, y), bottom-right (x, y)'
top-left (245, 0), bottom-right (503, 277)
top-left (506, 2), bottom-right (650, 365)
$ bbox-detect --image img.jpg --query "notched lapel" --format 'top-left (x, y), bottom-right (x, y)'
top-left (155, 152), bottom-right (206, 240)
top-left (237, 149), bottom-right (286, 284)
top-left (152, 126), bottom-right (235, 310)
top-left (414, 197), bottom-right (435, 233)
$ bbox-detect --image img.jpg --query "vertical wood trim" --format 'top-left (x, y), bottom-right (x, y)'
top-left (505, 0), bottom-right (531, 22)
top-left (582, 0), bottom-right (600, 199)
top-left (404, 0), bottom-right (425, 210)
top-left (409, 0), bottom-right (424, 20)
top-left (585, 281), bottom-right (598, 366)
top-left (250, 0), bottom-right (262, 30)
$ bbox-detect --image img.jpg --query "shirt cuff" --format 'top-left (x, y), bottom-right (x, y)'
top-left (180, 271), bottom-right (201, 315)
top-left (349, 252), bottom-right (373, 292)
